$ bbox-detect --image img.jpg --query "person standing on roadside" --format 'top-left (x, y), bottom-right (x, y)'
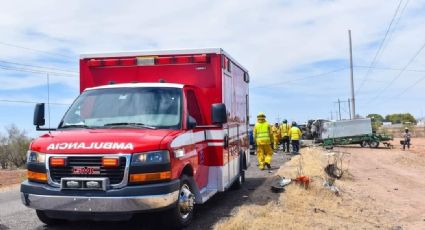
top-left (279, 119), bottom-right (291, 153)
top-left (254, 112), bottom-right (273, 171)
top-left (271, 123), bottom-right (280, 151)
top-left (403, 127), bottom-right (411, 150)
top-left (289, 121), bottom-right (302, 154)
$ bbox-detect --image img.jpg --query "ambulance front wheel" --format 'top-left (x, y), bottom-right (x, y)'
top-left (165, 175), bottom-right (195, 229)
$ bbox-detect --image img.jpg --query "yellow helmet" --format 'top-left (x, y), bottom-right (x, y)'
top-left (257, 112), bottom-right (266, 118)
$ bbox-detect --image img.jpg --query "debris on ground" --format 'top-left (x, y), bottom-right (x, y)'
top-left (293, 175), bottom-right (310, 189)
top-left (270, 176), bottom-right (291, 193)
top-left (323, 179), bottom-right (340, 196)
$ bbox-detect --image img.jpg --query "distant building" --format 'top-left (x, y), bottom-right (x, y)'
top-left (382, 122), bottom-right (392, 126)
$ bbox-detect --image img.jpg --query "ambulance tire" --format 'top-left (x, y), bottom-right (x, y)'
top-left (36, 210), bottom-right (66, 226)
top-left (231, 156), bottom-right (245, 190)
top-left (165, 175), bottom-right (195, 229)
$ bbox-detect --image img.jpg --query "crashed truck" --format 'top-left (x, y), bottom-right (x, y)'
top-left (321, 118), bottom-right (392, 148)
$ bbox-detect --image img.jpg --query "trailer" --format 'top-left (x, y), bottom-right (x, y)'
top-left (321, 119), bottom-right (393, 148)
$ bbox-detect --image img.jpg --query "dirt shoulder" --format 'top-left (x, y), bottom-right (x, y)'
top-left (214, 143), bottom-right (425, 229)
top-left (0, 169), bottom-right (26, 191)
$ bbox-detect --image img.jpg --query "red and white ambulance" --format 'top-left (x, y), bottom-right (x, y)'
top-left (21, 48), bottom-right (250, 227)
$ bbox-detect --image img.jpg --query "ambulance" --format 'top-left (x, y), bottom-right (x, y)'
top-left (21, 48), bottom-right (250, 228)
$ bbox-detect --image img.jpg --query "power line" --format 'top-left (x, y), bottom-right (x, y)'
top-left (0, 65), bottom-right (77, 78)
top-left (252, 67), bottom-right (348, 89)
top-left (354, 65), bottom-right (425, 73)
top-left (368, 40), bottom-right (425, 104)
top-left (379, 0), bottom-right (410, 56)
top-left (0, 41), bottom-right (76, 60)
top-left (0, 99), bottom-right (70, 106)
top-left (393, 74), bottom-right (425, 98)
top-left (356, 0), bottom-right (404, 94)
top-left (0, 59), bottom-right (77, 73)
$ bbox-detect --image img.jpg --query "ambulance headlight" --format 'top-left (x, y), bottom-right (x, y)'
top-left (27, 151), bottom-right (46, 164)
top-left (131, 151), bottom-right (170, 165)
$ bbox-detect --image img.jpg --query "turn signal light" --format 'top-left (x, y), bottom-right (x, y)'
top-left (129, 171), bottom-right (171, 183)
top-left (102, 157), bottom-right (119, 167)
top-left (27, 171), bottom-right (47, 183)
top-left (50, 157), bottom-right (66, 167)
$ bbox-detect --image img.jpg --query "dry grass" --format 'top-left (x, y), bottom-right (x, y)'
top-left (0, 169), bottom-right (27, 189)
top-left (214, 147), bottom-right (393, 230)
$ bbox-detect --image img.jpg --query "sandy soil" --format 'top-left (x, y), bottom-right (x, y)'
top-left (214, 140), bottom-right (425, 230)
top-left (0, 169), bottom-right (26, 190)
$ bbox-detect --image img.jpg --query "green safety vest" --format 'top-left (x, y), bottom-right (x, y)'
top-left (255, 122), bottom-right (271, 145)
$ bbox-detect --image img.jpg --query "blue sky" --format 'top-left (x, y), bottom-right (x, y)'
top-left (0, 0), bottom-right (424, 137)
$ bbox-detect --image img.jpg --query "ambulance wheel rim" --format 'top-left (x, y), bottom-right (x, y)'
top-left (178, 184), bottom-right (194, 219)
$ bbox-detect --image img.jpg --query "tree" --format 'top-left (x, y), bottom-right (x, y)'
top-left (366, 114), bottom-right (384, 121)
top-left (385, 113), bottom-right (416, 124)
top-left (0, 134), bottom-right (8, 169)
top-left (367, 114), bottom-right (384, 132)
top-left (5, 125), bottom-right (31, 168)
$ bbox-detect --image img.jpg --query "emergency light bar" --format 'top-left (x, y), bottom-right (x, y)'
top-left (87, 54), bottom-right (209, 68)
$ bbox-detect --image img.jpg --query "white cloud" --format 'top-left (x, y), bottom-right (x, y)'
top-left (0, 0), bottom-right (424, 126)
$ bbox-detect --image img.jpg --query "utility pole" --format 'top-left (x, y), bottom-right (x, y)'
top-left (46, 73), bottom-right (51, 129)
top-left (348, 30), bottom-right (356, 119)
top-left (338, 99), bottom-right (342, 120)
top-left (348, 98), bottom-right (351, 120)
top-left (330, 111), bottom-right (333, 120)
top-left (276, 113), bottom-right (281, 124)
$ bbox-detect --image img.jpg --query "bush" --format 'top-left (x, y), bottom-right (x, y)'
top-left (0, 125), bottom-right (31, 169)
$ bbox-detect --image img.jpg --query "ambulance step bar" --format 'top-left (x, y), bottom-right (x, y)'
top-left (199, 188), bottom-right (218, 204)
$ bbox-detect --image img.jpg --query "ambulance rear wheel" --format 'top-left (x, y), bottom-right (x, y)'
top-left (36, 210), bottom-right (66, 226)
top-left (165, 175), bottom-right (195, 229)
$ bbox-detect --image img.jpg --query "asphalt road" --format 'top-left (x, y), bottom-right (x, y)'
top-left (0, 151), bottom-right (289, 230)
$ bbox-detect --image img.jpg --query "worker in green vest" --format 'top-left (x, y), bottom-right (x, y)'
top-left (289, 121), bottom-right (302, 154)
top-left (254, 112), bottom-right (273, 171)
top-left (279, 119), bottom-right (291, 153)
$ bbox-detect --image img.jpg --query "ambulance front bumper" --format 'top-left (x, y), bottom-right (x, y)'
top-left (20, 180), bottom-right (180, 213)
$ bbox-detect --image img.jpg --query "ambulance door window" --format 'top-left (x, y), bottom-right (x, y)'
top-left (186, 90), bottom-right (204, 125)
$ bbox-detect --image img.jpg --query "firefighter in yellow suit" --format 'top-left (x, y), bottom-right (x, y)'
top-left (279, 119), bottom-right (291, 153)
top-left (254, 112), bottom-right (273, 171)
top-left (271, 123), bottom-right (280, 151)
top-left (288, 121), bottom-right (302, 154)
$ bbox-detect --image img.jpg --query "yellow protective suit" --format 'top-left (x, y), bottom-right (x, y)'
top-left (271, 125), bottom-right (280, 150)
top-left (254, 118), bottom-right (273, 170)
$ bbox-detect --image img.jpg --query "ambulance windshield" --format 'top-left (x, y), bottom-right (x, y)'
top-left (59, 87), bottom-right (182, 129)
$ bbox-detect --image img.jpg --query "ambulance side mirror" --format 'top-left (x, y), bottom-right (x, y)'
top-left (211, 103), bottom-right (227, 124)
top-left (34, 103), bottom-right (46, 127)
top-left (187, 116), bottom-right (197, 129)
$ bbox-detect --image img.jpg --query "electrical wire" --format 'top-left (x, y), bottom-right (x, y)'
top-left (356, 0), bottom-right (404, 94)
top-left (0, 59), bottom-right (77, 73)
top-left (0, 65), bottom-right (77, 78)
top-left (392, 74), bottom-right (425, 98)
top-left (0, 41), bottom-right (75, 60)
top-left (252, 67), bottom-right (348, 89)
top-left (0, 99), bottom-right (70, 106)
top-left (354, 65), bottom-right (425, 73)
top-left (368, 40), bottom-right (425, 104)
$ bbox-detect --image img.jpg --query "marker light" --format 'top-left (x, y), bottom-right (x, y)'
top-left (27, 171), bottom-right (47, 183)
top-left (50, 157), bottom-right (66, 167)
top-left (102, 157), bottom-right (119, 167)
top-left (87, 54), bottom-right (209, 68)
top-left (129, 171), bottom-right (171, 183)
